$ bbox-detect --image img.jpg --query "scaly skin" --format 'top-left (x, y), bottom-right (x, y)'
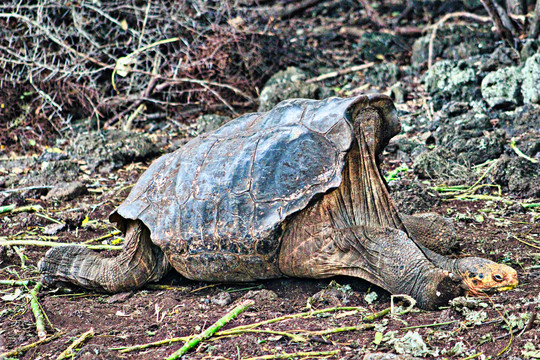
top-left (39, 220), bottom-right (170, 292)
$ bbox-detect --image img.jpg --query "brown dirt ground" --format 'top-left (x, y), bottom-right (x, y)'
top-left (1, 155), bottom-right (538, 360)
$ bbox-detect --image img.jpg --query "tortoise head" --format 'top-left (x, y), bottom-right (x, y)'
top-left (346, 95), bottom-right (401, 157)
top-left (453, 257), bottom-right (518, 296)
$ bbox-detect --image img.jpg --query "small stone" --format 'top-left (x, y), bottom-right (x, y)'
top-left (242, 289), bottom-right (278, 302)
top-left (107, 292), bottom-right (133, 304)
top-left (42, 223), bottom-right (66, 235)
top-left (45, 181), bottom-right (87, 201)
top-left (211, 291), bottom-right (232, 306)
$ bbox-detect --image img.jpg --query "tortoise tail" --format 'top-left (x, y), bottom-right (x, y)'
top-left (39, 220), bottom-right (170, 293)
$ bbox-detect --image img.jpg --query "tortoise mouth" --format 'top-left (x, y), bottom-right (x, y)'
top-left (465, 283), bottom-right (518, 297)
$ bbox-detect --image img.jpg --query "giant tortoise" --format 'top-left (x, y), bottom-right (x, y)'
top-left (39, 95), bottom-right (518, 309)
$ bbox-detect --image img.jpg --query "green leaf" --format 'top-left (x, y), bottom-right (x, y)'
top-left (373, 331), bottom-right (383, 345)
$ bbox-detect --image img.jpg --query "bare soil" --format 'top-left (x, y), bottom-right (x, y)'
top-left (1, 146), bottom-right (539, 359)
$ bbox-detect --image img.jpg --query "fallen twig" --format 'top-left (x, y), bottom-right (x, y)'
top-left (112, 335), bottom-right (191, 353)
top-left (428, 12), bottom-right (491, 68)
top-left (0, 204), bottom-right (43, 215)
top-left (518, 310), bottom-right (537, 337)
top-left (56, 328), bottom-right (94, 360)
top-left (243, 350), bottom-right (339, 360)
top-left (306, 63), bottom-right (375, 83)
top-left (113, 306), bottom-right (366, 354)
top-left (402, 320), bottom-right (458, 330)
top-left (219, 306), bottom-right (367, 335)
top-left (510, 138), bottom-right (538, 163)
top-left (83, 230), bottom-right (122, 244)
top-left (0, 332), bottom-right (64, 358)
top-left (0, 185), bottom-right (53, 194)
top-left (0, 279), bottom-right (37, 286)
top-left (30, 282), bottom-right (47, 340)
top-left (166, 299), bottom-right (255, 360)
top-left (357, 0), bottom-right (386, 28)
top-left (479, 0), bottom-right (516, 42)
top-left (513, 236), bottom-right (540, 250)
top-left (0, 240), bottom-right (122, 251)
top-left (268, 0), bottom-right (326, 19)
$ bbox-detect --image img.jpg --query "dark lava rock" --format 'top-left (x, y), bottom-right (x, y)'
top-left (487, 156), bottom-right (540, 198)
top-left (413, 130), bottom-right (506, 180)
top-left (354, 32), bottom-right (411, 62)
top-left (365, 63), bottom-right (400, 87)
top-left (424, 60), bottom-right (480, 110)
top-left (34, 159), bottom-right (81, 186)
top-left (258, 67), bottom-right (330, 112)
top-left (45, 181), bottom-right (87, 201)
top-left (480, 45), bottom-right (521, 72)
top-left (309, 288), bottom-right (349, 307)
top-left (389, 180), bottom-right (441, 215)
top-left (69, 129), bottom-right (159, 173)
top-left (481, 66), bottom-right (522, 109)
top-left (411, 23), bottom-right (497, 68)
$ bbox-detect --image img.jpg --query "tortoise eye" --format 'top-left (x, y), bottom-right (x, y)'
top-left (493, 274), bottom-right (503, 282)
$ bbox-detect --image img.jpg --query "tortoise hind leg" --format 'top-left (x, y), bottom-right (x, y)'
top-left (39, 220), bottom-right (170, 293)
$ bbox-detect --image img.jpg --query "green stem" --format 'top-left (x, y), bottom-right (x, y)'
top-left (219, 306), bottom-right (366, 335)
top-left (0, 204), bottom-right (16, 214)
top-left (0, 332), bottom-right (64, 358)
top-left (166, 299), bottom-right (254, 360)
top-left (402, 320), bottom-right (458, 330)
top-left (363, 307), bottom-right (391, 321)
top-left (0, 279), bottom-right (36, 286)
top-left (30, 282), bottom-right (47, 340)
top-left (55, 328), bottom-right (94, 360)
top-left (113, 336), bottom-right (191, 353)
top-left (0, 239), bottom-right (122, 251)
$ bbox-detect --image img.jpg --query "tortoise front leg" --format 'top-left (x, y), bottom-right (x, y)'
top-left (39, 220), bottom-right (170, 293)
top-left (280, 224), bottom-right (464, 310)
top-left (400, 213), bottom-right (459, 254)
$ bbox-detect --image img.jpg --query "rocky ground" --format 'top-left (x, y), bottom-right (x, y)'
top-left (1, 1), bottom-right (539, 359)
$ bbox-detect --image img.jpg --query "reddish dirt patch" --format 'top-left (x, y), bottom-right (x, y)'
top-left (0, 163), bottom-right (538, 359)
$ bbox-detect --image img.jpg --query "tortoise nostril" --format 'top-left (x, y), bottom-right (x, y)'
top-left (493, 274), bottom-right (503, 282)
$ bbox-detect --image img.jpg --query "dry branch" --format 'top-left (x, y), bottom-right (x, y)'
top-left (479, 0), bottom-right (516, 42)
top-left (55, 328), bottom-right (94, 360)
top-left (428, 12), bottom-right (491, 69)
top-left (306, 63), bottom-right (375, 83)
top-left (0, 240), bottom-right (122, 251)
top-left (0, 332), bottom-right (64, 358)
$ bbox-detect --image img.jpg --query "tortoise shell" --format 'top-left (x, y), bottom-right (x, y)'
top-left (110, 95), bottom-right (398, 281)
